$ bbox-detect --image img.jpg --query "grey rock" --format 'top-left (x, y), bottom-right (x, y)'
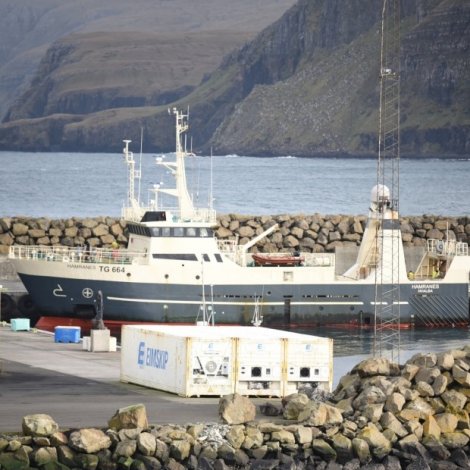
top-left (22, 414), bottom-right (59, 437)
top-left (250, 459), bottom-right (281, 469)
top-left (405, 457), bottom-right (431, 470)
top-left (197, 456), bottom-right (215, 470)
top-left (219, 393), bottom-right (256, 424)
top-left (69, 428), bottom-right (112, 454)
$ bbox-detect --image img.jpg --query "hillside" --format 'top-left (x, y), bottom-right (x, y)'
top-left (0, 0), bottom-right (297, 120)
top-left (0, 0), bottom-right (469, 157)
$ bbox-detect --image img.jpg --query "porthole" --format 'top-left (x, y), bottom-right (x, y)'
top-left (196, 275), bottom-right (200, 280)
top-left (164, 274), bottom-right (169, 279)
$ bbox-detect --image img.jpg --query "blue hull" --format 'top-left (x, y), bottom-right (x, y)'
top-left (18, 273), bottom-right (469, 327)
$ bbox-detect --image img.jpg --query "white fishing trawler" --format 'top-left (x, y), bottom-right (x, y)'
top-left (8, 108), bottom-right (470, 330)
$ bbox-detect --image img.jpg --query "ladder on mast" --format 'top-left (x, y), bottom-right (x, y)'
top-left (373, 0), bottom-right (401, 363)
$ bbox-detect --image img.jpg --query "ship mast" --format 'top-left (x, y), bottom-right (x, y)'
top-left (156, 107), bottom-right (196, 219)
top-left (373, 0), bottom-right (401, 363)
top-left (122, 139), bottom-right (143, 221)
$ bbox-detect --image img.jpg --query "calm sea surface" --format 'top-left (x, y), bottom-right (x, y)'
top-left (0, 151), bottom-right (469, 218)
top-left (1, 151), bottom-right (469, 380)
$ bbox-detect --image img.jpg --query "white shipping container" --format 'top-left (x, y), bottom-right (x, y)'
top-left (121, 325), bottom-right (235, 397)
top-left (236, 335), bottom-right (284, 397)
top-left (283, 335), bottom-right (333, 395)
top-left (235, 328), bottom-right (333, 397)
top-left (120, 325), bottom-right (333, 397)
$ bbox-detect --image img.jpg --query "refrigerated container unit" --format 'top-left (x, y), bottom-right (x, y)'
top-left (120, 325), bottom-right (333, 397)
top-left (121, 325), bottom-right (235, 397)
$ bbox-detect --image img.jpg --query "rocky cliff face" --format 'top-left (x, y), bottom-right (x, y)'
top-left (0, 0), bottom-right (468, 156)
top-left (0, 0), bottom-right (296, 121)
top-left (206, 0), bottom-right (470, 157)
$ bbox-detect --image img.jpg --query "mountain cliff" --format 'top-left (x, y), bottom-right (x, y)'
top-left (0, 0), bottom-right (469, 157)
top-left (0, 0), bottom-right (296, 121)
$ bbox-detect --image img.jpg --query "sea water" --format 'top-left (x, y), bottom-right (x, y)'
top-left (0, 151), bottom-right (469, 218)
top-left (1, 151), bottom-right (469, 377)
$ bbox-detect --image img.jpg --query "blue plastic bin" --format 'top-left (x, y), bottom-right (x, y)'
top-left (54, 326), bottom-right (81, 343)
top-left (11, 318), bottom-right (30, 331)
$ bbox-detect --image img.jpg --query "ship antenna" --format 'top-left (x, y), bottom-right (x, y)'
top-left (209, 147), bottom-right (214, 211)
top-left (138, 126), bottom-right (143, 205)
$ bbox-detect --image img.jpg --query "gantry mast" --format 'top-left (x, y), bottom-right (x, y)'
top-left (373, 0), bottom-right (401, 363)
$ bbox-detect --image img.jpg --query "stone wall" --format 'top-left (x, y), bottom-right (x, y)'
top-left (3, 348), bottom-right (470, 469)
top-left (0, 214), bottom-right (469, 255)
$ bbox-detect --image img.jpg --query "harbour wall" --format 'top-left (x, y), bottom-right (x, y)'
top-left (2, 351), bottom-right (470, 469)
top-left (0, 214), bottom-right (469, 255)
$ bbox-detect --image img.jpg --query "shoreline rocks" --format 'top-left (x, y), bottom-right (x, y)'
top-left (4, 346), bottom-right (470, 469)
top-left (0, 214), bottom-right (468, 255)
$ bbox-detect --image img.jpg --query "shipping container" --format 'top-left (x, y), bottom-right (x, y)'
top-left (121, 325), bottom-right (236, 397)
top-left (283, 334), bottom-right (333, 395)
top-left (120, 325), bottom-right (333, 397)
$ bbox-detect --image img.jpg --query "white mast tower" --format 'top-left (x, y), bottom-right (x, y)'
top-left (373, 0), bottom-right (401, 363)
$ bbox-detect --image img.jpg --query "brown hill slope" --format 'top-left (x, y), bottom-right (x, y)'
top-left (4, 31), bottom-right (251, 120)
top-left (0, 0), bottom-right (296, 119)
top-left (0, 0), bottom-right (469, 156)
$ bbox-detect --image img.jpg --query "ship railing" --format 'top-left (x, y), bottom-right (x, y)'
top-left (302, 253), bottom-right (335, 267)
top-left (9, 245), bottom-right (147, 265)
top-left (426, 239), bottom-right (468, 257)
top-left (123, 204), bottom-right (217, 225)
top-left (217, 239), bottom-right (240, 263)
top-left (177, 208), bottom-right (217, 224)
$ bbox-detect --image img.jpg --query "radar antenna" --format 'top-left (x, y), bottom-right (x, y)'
top-left (373, 0), bottom-right (401, 363)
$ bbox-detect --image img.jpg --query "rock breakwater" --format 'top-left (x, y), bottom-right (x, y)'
top-left (0, 214), bottom-right (469, 255)
top-left (3, 347), bottom-right (470, 469)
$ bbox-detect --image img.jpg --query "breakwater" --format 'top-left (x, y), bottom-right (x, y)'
top-left (3, 349), bottom-right (470, 469)
top-left (0, 214), bottom-right (469, 255)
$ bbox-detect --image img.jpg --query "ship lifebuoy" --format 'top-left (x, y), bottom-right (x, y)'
top-left (436, 241), bottom-right (444, 253)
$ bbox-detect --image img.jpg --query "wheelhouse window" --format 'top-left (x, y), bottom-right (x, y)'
top-left (146, 227), bottom-right (213, 237)
top-left (214, 254), bottom-right (223, 263)
top-left (128, 224), bottom-right (151, 237)
top-left (173, 227), bottom-right (184, 237)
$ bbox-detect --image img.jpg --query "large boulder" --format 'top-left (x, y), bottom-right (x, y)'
top-left (282, 393), bottom-right (310, 420)
top-left (69, 428), bottom-right (112, 454)
top-left (22, 414), bottom-right (59, 437)
top-left (108, 404), bottom-right (149, 430)
top-left (352, 358), bottom-right (399, 377)
top-left (219, 393), bottom-right (256, 424)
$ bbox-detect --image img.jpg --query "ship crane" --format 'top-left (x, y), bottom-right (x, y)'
top-left (373, 0), bottom-right (401, 363)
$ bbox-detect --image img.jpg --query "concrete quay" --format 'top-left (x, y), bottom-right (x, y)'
top-left (0, 325), bottom-right (226, 433)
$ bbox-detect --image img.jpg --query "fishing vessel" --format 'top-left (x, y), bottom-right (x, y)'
top-left (8, 108), bottom-right (470, 329)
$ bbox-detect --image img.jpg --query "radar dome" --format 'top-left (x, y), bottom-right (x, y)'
top-left (370, 184), bottom-right (390, 203)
